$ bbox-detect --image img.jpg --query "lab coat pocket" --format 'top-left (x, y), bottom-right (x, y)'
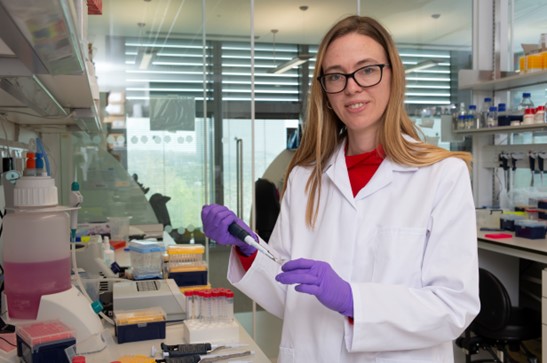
top-left (277, 346), bottom-right (295, 363)
top-left (371, 225), bottom-right (427, 287)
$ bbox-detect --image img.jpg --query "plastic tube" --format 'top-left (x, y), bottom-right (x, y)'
top-left (35, 137), bottom-right (51, 176)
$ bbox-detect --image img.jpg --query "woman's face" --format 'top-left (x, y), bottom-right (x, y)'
top-left (322, 32), bottom-right (391, 151)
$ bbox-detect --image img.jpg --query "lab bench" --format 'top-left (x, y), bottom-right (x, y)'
top-left (82, 319), bottom-right (271, 362)
top-left (0, 317), bottom-right (271, 362)
top-left (477, 230), bottom-right (547, 362)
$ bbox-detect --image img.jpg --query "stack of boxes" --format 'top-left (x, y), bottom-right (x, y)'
top-left (166, 245), bottom-right (208, 289)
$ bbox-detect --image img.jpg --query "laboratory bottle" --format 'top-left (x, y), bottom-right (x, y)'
top-left (453, 102), bottom-right (466, 130)
top-left (467, 105), bottom-right (478, 128)
top-left (513, 92), bottom-right (535, 123)
top-left (497, 103), bottom-right (510, 127)
top-left (485, 106), bottom-right (498, 128)
top-left (456, 114), bottom-right (466, 130)
top-left (2, 175), bottom-right (71, 319)
top-left (535, 105), bottom-right (546, 124)
top-left (522, 107), bottom-right (535, 125)
top-left (480, 97), bottom-right (493, 128)
top-left (465, 114), bottom-right (474, 129)
top-left (518, 92), bottom-right (534, 111)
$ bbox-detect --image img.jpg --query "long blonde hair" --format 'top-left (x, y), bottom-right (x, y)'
top-left (283, 15), bottom-right (472, 228)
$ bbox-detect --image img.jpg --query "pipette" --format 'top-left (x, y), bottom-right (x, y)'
top-left (69, 181), bottom-right (83, 242)
top-left (228, 222), bottom-right (282, 264)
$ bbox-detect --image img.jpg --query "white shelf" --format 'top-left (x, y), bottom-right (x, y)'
top-left (453, 123), bottom-right (547, 135)
top-left (459, 69), bottom-right (547, 92)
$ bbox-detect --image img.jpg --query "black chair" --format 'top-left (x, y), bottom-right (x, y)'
top-left (149, 193), bottom-right (172, 227)
top-left (254, 178), bottom-right (280, 242)
top-left (456, 268), bottom-right (541, 363)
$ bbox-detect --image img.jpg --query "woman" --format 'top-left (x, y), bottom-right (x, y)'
top-left (202, 15), bottom-right (479, 362)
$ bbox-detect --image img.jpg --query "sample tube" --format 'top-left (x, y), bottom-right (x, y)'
top-left (184, 290), bottom-right (195, 319)
top-left (200, 290), bottom-right (212, 322)
top-left (225, 289), bottom-right (234, 322)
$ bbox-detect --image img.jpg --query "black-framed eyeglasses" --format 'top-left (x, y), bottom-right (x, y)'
top-left (317, 64), bottom-right (388, 94)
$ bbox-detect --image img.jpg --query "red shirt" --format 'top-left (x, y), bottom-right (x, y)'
top-left (345, 146), bottom-right (384, 197)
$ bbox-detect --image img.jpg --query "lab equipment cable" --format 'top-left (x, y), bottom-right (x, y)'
top-left (227, 222), bottom-right (282, 264)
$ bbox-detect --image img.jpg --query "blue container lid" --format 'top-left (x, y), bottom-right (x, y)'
top-left (515, 219), bottom-right (545, 227)
top-left (128, 241), bottom-right (165, 253)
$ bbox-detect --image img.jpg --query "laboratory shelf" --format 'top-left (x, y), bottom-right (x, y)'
top-left (453, 123), bottom-right (547, 135)
top-left (459, 69), bottom-right (547, 92)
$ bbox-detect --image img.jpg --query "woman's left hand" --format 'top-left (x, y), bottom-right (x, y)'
top-left (275, 258), bottom-right (353, 317)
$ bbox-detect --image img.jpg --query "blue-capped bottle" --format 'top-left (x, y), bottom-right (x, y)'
top-left (497, 103), bottom-right (510, 126)
top-left (486, 106), bottom-right (498, 127)
top-left (467, 104), bottom-right (480, 128)
top-left (480, 97), bottom-right (493, 128)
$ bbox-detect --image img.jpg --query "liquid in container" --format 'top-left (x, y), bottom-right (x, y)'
top-left (2, 176), bottom-right (71, 319)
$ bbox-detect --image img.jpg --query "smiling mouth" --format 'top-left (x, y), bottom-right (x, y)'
top-left (347, 102), bottom-right (365, 109)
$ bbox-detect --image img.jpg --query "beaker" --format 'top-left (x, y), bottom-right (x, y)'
top-left (107, 216), bottom-right (131, 249)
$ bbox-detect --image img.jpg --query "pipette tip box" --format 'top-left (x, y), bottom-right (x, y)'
top-left (16, 320), bottom-right (75, 363)
top-left (514, 220), bottom-right (547, 239)
top-left (115, 307), bottom-right (166, 343)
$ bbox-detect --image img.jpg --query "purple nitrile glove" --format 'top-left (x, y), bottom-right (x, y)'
top-left (201, 204), bottom-right (257, 256)
top-left (275, 258), bottom-right (354, 317)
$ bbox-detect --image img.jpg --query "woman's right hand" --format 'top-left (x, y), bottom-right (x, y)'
top-left (201, 204), bottom-right (257, 256)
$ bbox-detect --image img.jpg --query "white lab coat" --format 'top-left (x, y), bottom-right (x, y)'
top-left (228, 141), bottom-right (480, 363)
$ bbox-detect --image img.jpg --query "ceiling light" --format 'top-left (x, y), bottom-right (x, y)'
top-left (405, 60), bottom-right (439, 74)
top-left (270, 54), bottom-right (313, 74)
top-left (136, 49), bottom-right (156, 70)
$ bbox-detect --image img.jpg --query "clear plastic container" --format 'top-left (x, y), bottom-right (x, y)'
top-left (128, 241), bottom-right (165, 279)
top-left (3, 176), bottom-right (72, 319)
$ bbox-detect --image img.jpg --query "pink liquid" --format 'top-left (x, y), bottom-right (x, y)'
top-left (4, 257), bottom-right (71, 319)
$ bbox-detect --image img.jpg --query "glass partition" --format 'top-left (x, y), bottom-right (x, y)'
top-left (84, 1), bottom-right (480, 359)
top-left (87, 1), bottom-right (210, 238)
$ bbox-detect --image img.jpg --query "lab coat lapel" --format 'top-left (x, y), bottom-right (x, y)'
top-left (324, 144), bottom-right (356, 208)
top-left (356, 158), bottom-right (417, 199)
top-left (324, 144), bottom-right (419, 203)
